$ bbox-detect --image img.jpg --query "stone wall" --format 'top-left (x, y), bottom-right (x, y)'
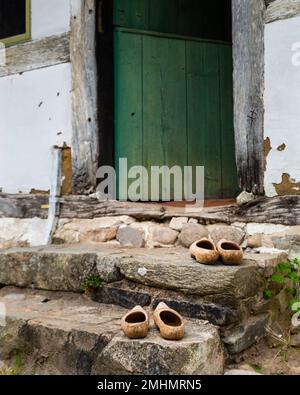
top-left (53, 218), bottom-right (300, 258)
top-left (1, 216), bottom-right (298, 258)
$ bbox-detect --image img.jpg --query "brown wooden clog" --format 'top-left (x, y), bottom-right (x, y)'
top-left (216, 239), bottom-right (243, 265)
top-left (189, 238), bottom-right (219, 265)
top-left (121, 306), bottom-right (149, 339)
top-left (153, 302), bottom-right (185, 340)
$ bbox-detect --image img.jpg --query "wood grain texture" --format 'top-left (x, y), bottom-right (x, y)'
top-left (114, 29), bottom-right (237, 199)
top-left (114, 31), bottom-right (143, 198)
top-left (218, 44), bottom-right (239, 197)
top-left (232, 0), bottom-right (265, 195)
top-left (142, 34), bottom-right (187, 199)
top-left (266, 0), bottom-right (300, 23)
top-left (187, 41), bottom-right (222, 198)
top-left (0, 33), bottom-right (70, 78)
top-left (0, 195), bottom-right (49, 219)
top-left (70, 0), bottom-right (99, 194)
top-left (2, 194), bottom-right (300, 225)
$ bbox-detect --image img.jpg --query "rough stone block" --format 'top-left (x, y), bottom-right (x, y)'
top-left (208, 225), bottom-right (245, 245)
top-left (222, 314), bottom-right (270, 354)
top-left (178, 224), bottom-right (208, 247)
top-left (149, 225), bottom-right (179, 246)
top-left (117, 227), bottom-right (144, 248)
top-left (169, 217), bottom-right (189, 231)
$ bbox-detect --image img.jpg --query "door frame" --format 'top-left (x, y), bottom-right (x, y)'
top-left (70, 0), bottom-right (266, 196)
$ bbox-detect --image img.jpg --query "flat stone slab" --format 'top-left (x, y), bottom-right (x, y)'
top-left (118, 250), bottom-right (287, 298)
top-left (0, 287), bottom-right (224, 375)
top-left (0, 245), bottom-right (287, 298)
top-left (0, 245), bottom-right (125, 292)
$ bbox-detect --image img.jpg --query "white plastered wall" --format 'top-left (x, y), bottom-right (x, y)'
top-left (264, 15), bottom-right (300, 196)
top-left (0, 0), bottom-right (72, 193)
top-left (31, 0), bottom-right (71, 40)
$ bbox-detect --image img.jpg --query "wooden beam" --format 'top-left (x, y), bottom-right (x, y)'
top-left (59, 196), bottom-right (300, 225)
top-left (235, 195), bottom-right (300, 225)
top-left (0, 195), bottom-right (48, 219)
top-left (232, 0), bottom-right (266, 195)
top-left (1, 194), bottom-right (300, 225)
top-left (266, 0), bottom-right (300, 23)
top-left (70, 0), bottom-right (99, 195)
top-left (0, 33), bottom-right (70, 78)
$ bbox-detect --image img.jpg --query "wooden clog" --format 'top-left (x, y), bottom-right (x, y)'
top-left (121, 306), bottom-right (149, 339)
top-left (216, 239), bottom-right (243, 265)
top-left (189, 238), bottom-right (219, 265)
top-left (153, 302), bottom-right (185, 340)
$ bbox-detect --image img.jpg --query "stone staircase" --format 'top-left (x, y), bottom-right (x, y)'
top-left (0, 245), bottom-right (288, 374)
top-left (0, 287), bottom-right (223, 375)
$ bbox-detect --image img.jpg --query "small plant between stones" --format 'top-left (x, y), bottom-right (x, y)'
top-left (261, 259), bottom-right (300, 362)
top-left (82, 275), bottom-right (103, 296)
top-left (263, 258), bottom-right (300, 316)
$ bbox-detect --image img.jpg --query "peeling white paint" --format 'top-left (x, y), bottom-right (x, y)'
top-left (0, 63), bottom-right (72, 193)
top-left (264, 16), bottom-right (300, 196)
top-left (31, 0), bottom-right (71, 40)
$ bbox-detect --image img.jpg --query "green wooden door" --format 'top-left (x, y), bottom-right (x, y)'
top-left (114, 0), bottom-right (237, 200)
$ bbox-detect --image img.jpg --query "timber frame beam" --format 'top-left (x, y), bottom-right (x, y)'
top-left (0, 33), bottom-right (70, 78)
top-left (70, 0), bottom-right (99, 195)
top-left (265, 0), bottom-right (300, 23)
top-left (232, 0), bottom-right (266, 195)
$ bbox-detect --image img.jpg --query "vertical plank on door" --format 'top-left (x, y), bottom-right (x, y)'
top-left (186, 41), bottom-right (222, 199)
top-left (114, 31), bottom-right (143, 197)
top-left (218, 44), bottom-right (238, 197)
top-left (143, 35), bottom-right (187, 200)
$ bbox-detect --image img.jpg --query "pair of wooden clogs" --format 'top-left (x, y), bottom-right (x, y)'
top-left (189, 238), bottom-right (243, 265)
top-left (121, 303), bottom-right (184, 340)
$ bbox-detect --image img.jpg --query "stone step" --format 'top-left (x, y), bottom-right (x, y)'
top-left (0, 245), bottom-right (287, 298)
top-left (0, 287), bottom-right (224, 375)
top-left (0, 245), bottom-right (287, 337)
top-left (94, 282), bottom-right (273, 354)
top-left (0, 246), bottom-right (287, 362)
top-left (117, 250), bottom-right (287, 299)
